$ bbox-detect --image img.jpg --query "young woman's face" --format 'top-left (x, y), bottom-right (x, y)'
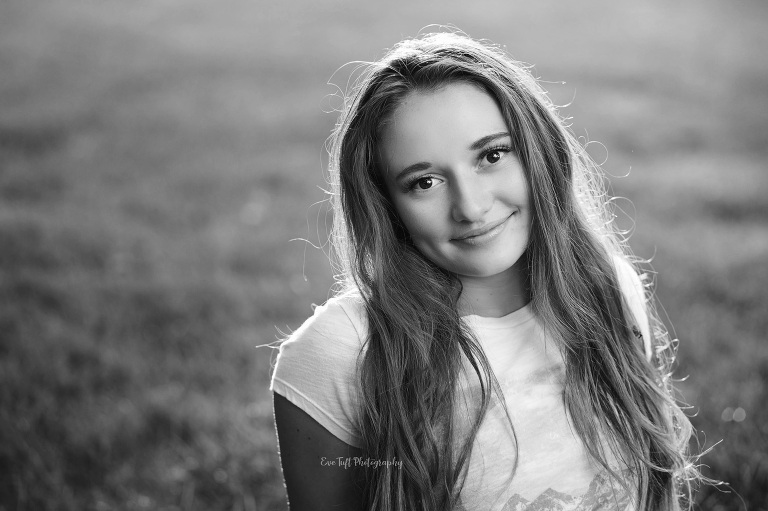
top-left (379, 82), bottom-right (531, 279)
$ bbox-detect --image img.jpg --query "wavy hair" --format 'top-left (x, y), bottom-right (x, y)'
top-left (327, 31), bottom-right (697, 510)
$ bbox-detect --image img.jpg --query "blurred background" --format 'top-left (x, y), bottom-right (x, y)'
top-left (1, 0), bottom-right (766, 509)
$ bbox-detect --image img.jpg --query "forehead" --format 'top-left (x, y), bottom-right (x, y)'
top-left (379, 82), bottom-right (507, 174)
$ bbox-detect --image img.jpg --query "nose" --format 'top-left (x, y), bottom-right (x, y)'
top-left (450, 173), bottom-right (492, 223)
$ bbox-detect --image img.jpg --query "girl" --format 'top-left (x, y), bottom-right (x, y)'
top-left (270, 31), bottom-right (698, 511)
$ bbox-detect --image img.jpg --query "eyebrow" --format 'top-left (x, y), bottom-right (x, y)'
top-left (394, 131), bottom-right (511, 182)
top-left (469, 131), bottom-right (510, 151)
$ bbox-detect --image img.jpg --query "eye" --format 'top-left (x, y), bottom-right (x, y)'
top-left (415, 177), bottom-right (434, 190)
top-left (480, 144), bottom-right (512, 166)
top-left (403, 174), bottom-right (442, 193)
top-left (485, 150), bottom-right (503, 164)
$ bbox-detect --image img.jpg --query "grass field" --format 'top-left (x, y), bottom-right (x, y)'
top-left (1, 0), bottom-right (766, 509)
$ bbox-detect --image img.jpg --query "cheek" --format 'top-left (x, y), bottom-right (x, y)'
top-left (501, 162), bottom-right (530, 205)
top-left (394, 201), bottom-right (447, 244)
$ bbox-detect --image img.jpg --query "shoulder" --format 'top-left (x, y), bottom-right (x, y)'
top-left (270, 291), bottom-right (369, 447)
top-left (611, 254), bottom-right (645, 302)
top-left (284, 292), bottom-right (368, 352)
top-left (273, 292), bottom-right (369, 381)
top-left (611, 254), bottom-right (652, 361)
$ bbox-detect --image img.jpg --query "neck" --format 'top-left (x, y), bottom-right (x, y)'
top-left (457, 261), bottom-right (530, 318)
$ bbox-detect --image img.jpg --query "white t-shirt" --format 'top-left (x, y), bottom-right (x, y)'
top-left (270, 260), bottom-right (651, 510)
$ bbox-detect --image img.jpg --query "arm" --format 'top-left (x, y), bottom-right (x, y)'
top-left (273, 392), bottom-right (365, 510)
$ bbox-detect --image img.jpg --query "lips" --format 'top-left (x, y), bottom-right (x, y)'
top-left (453, 212), bottom-right (515, 241)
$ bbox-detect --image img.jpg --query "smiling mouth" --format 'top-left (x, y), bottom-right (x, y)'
top-left (452, 212), bottom-right (516, 245)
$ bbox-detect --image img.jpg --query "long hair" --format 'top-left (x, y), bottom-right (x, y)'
top-left (327, 31), bottom-right (697, 510)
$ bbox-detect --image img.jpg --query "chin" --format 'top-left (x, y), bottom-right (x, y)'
top-left (450, 256), bottom-right (524, 279)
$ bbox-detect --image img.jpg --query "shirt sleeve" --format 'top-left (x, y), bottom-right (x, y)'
top-left (614, 256), bottom-right (653, 363)
top-left (269, 295), bottom-right (367, 448)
